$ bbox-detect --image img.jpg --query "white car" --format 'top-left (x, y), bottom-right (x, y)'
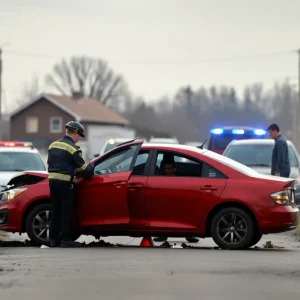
top-left (0, 142), bottom-right (46, 190)
top-left (100, 138), bottom-right (137, 155)
top-left (223, 138), bottom-right (300, 207)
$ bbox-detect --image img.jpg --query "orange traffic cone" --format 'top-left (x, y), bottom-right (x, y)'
top-left (140, 236), bottom-right (154, 247)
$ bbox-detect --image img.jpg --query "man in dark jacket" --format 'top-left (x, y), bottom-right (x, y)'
top-left (47, 121), bottom-right (94, 248)
top-left (268, 123), bottom-right (290, 177)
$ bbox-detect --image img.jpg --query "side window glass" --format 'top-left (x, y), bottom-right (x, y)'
top-left (131, 151), bottom-right (150, 175)
top-left (119, 151), bottom-right (149, 176)
top-left (202, 162), bottom-right (225, 179)
top-left (155, 152), bottom-right (203, 177)
top-left (93, 145), bottom-right (138, 175)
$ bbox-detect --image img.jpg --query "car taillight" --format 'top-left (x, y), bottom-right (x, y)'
top-left (270, 189), bottom-right (294, 205)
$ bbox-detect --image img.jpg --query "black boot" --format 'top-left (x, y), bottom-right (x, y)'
top-left (60, 240), bottom-right (83, 248)
top-left (49, 239), bottom-right (60, 248)
top-left (185, 237), bottom-right (199, 243)
top-left (153, 237), bottom-right (168, 242)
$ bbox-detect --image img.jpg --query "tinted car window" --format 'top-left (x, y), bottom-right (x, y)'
top-left (203, 150), bottom-right (259, 176)
top-left (119, 151), bottom-right (150, 175)
top-left (224, 144), bottom-right (298, 167)
top-left (94, 145), bottom-right (138, 175)
top-left (0, 152), bottom-right (46, 171)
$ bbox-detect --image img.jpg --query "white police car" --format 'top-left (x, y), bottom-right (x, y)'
top-left (0, 141), bottom-right (46, 191)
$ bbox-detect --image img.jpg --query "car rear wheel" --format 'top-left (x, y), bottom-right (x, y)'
top-left (248, 232), bottom-right (263, 248)
top-left (210, 207), bottom-right (255, 250)
top-left (25, 203), bottom-right (81, 246)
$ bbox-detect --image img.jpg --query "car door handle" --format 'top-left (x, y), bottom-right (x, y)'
top-left (113, 181), bottom-right (126, 186)
top-left (200, 185), bottom-right (218, 191)
top-left (128, 183), bottom-right (143, 188)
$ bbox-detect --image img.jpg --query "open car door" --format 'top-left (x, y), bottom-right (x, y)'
top-left (76, 140), bottom-right (144, 228)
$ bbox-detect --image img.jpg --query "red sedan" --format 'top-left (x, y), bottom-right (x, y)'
top-left (0, 139), bottom-right (298, 249)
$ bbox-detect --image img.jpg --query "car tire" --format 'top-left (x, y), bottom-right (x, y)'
top-left (26, 203), bottom-right (81, 246)
top-left (210, 207), bottom-right (256, 250)
top-left (248, 232), bottom-right (263, 248)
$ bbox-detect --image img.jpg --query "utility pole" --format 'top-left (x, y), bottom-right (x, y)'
top-left (0, 43), bottom-right (9, 141)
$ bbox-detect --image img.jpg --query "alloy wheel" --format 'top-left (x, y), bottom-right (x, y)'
top-left (32, 210), bottom-right (51, 243)
top-left (216, 213), bottom-right (248, 245)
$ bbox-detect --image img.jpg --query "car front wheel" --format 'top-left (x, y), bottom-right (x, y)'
top-left (248, 232), bottom-right (262, 248)
top-left (210, 207), bottom-right (256, 250)
top-left (25, 203), bottom-right (81, 246)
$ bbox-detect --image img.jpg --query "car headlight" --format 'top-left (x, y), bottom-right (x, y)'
top-left (0, 188), bottom-right (27, 202)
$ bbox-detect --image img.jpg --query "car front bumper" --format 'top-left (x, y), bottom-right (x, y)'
top-left (0, 195), bottom-right (26, 233)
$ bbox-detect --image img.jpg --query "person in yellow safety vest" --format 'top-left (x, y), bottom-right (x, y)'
top-left (47, 121), bottom-right (94, 248)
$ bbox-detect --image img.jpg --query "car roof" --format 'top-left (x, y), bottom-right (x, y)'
top-left (141, 143), bottom-right (205, 152)
top-left (149, 137), bottom-right (178, 141)
top-left (227, 139), bottom-right (293, 145)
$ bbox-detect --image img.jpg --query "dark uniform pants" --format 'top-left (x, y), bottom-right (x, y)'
top-left (49, 180), bottom-right (76, 241)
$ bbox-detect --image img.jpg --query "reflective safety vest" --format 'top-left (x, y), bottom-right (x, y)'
top-left (47, 135), bottom-right (93, 182)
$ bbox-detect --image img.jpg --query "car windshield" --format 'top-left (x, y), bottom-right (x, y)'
top-left (0, 152), bottom-right (46, 171)
top-left (224, 144), bottom-right (299, 167)
top-left (202, 150), bottom-right (259, 176)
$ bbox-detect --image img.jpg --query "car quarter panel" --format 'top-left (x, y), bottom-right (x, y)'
top-left (144, 176), bottom-right (226, 230)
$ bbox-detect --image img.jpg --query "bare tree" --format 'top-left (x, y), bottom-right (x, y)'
top-left (12, 74), bottom-right (41, 110)
top-left (45, 56), bottom-right (130, 108)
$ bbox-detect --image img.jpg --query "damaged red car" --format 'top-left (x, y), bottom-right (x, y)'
top-left (0, 139), bottom-right (298, 250)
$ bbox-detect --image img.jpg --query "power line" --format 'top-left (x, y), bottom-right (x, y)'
top-left (3, 48), bottom-right (297, 64)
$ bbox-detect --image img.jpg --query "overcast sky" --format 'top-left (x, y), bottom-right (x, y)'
top-left (0, 0), bottom-right (299, 111)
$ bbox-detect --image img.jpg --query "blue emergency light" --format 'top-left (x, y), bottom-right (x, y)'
top-left (210, 128), bottom-right (224, 134)
top-left (210, 127), bottom-right (266, 136)
top-left (254, 129), bottom-right (266, 135)
top-left (232, 129), bottom-right (244, 134)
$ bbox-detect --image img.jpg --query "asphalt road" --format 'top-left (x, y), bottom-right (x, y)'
top-left (1, 234), bottom-right (300, 300)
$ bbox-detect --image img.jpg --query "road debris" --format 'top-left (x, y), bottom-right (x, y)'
top-left (159, 241), bottom-right (196, 249)
top-left (82, 240), bottom-right (121, 247)
top-left (262, 241), bottom-right (284, 249)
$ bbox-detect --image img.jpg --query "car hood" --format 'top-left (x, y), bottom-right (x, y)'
top-left (4, 171), bottom-right (48, 186)
top-left (0, 171), bottom-right (23, 188)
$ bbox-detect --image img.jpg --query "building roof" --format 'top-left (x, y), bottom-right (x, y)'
top-left (9, 93), bottom-right (130, 125)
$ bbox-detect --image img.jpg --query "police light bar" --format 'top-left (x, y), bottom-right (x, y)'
top-left (210, 128), bottom-right (224, 134)
top-left (232, 129), bottom-right (245, 134)
top-left (254, 129), bottom-right (266, 135)
top-left (0, 141), bottom-right (33, 147)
